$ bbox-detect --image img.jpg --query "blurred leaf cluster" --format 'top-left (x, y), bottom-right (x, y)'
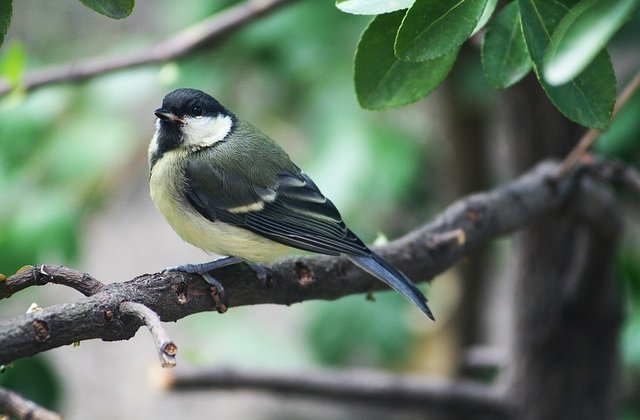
top-left (0, 357), bottom-right (60, 412)
top-left (0, 84), bottom-right (138, 275)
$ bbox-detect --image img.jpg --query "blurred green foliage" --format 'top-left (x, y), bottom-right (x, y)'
top-left (0, 85), bottom-right (138, 275)
top-left (597, 89), bottom-right (640, 162)
top-left (0, 357), bottom-right (61, 411)
top-left (307, 291), bottom-right (418, 367)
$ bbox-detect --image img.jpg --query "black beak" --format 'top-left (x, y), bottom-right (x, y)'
top-left (154, 108), bottom-right (186, 125)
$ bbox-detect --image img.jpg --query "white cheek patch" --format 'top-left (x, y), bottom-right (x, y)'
top-left (148, 119), bottom-right (162, 156)
top-left (182, 114), bottom-right (233, 149)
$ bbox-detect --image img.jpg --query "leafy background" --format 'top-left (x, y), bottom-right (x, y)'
top-left (0, 0), bottom-right (639, 418)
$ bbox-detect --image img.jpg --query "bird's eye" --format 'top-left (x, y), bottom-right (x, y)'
top-left (191, 105), bottom-right (203, 116)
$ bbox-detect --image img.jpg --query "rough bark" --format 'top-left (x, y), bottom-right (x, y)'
top-left (502, 76), bottom-right (623, 419)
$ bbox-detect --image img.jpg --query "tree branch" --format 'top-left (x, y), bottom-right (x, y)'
top-left (0, 161), bottom-right (619, 365)
top-left (0, 0), bottom-right (298, 96)
top-left (0, 264), bottom-right (103, 299)
top-left (0, 386), bottom-right (61, 420)
top-left (119, 301), bottom-right (177, 368)
top-left (160, 367), bottom-right (510, 418)
top-left (587, 158), bottom-right (640, 197)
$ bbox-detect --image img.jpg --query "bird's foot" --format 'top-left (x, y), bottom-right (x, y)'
top-left (201, 273), bottom-right (228, 314)
top-left (164, 257), bottom-right (242, 314)
top-left (164, 257), bottom-right (272, 311)
top-left (246, 263), bottom-right (274, 288)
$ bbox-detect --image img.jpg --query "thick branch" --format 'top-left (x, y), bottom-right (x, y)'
top-left (0, 161), bottom-right (617, 365)
top-left (587, 158), bottom-right (640, 197)
top-left (161, 367), bottom-right (510, 418)
top-left (0, 386), bottom-right (61, 420)
top-left (0, 0), bottom-right (297, 96)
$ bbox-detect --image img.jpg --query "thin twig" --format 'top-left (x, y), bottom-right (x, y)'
top-left (558, 71), bottom-right (640, 177)
top-left (0, 386), bottom-right (61, 420)
top-left (161, 367), bottom-right (510, 418)
top-left (0, 0), bottom-right (298, 96)
top-left (119, 301), bottom-right (177, 368)
top-left (0, 264), bottom-right (104, 299)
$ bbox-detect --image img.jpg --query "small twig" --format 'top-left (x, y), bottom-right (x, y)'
top-left (162, 367), bottom-right (510, 418)
top-left (0, 386), bottom-right (61, 420)
top-left (0, 264), bottom-right (104, 300)
top-left (558, 71), bottom-right (640, 177)
top-left (119, 301), bottom-right (177, 368)
top-left (0, 0), bottom-right (298, 96)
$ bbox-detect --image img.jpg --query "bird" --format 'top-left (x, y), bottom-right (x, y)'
top-left (148, 88), bottom-right (434, 320)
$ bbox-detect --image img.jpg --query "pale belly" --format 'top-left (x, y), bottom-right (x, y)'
top-left (149, 154), bottom-right (294, 262)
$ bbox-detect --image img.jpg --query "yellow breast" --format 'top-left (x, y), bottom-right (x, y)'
top-left (149, 150), bottom-right (294, 262)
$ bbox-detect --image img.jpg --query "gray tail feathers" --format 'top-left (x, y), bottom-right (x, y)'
top-left (348, 253), bottom-right (434, 321)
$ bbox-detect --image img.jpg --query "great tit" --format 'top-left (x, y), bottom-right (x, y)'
top-left (149, 88), bottom-right (434, 320)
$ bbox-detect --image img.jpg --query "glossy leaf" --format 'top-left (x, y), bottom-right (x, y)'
top-left (78, 0), bottom-right (134, 19)
top-left (0, 0), bottom-right (11, 48)
top-left (544, 0), bottom-right (639, 85)
top-left (336, 0), bottom-right (414, 15)
top-left (519, 0), bottom-right (615, 128)
top-left (395, 0), bottom-right (488, 61)
top-left (471, 0), bottom-right (498, 36)
top-left (355, 11), bottom-right (458, 109)
top-left (482, 1), bottom-right (531, 88)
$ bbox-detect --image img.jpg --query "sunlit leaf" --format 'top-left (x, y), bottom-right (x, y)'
top-left (78, 0), bottom-right (134, 19)
top-left (482, 2), bottom-right (531, 88)
top-left (355, 11), bottom-right (458, 109)
top-left (395, 0), bottom-right (488, 61)
top-left (519, 0), bottom-right (615, 128)
top-left (0, 41), bottom-right (26, 87)
top-left (471, 0), bottom-right (498, 36)
top-left (543, 0), bottom-right (639, 85)
top-left (336, 0), bottom-right (414, 15)
top-left (0, 0), bottom-right (11, 48)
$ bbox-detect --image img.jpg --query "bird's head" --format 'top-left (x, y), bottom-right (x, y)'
top-left (152, 88), bottom-right (235, 157)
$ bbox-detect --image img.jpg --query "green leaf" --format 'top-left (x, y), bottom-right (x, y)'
top-left (596, 88), bottom-right (640, 159)
top-left (395, 0), bottom-right (488, 61)
top-left (0, 0), bottom-right (11, 48)
top-left (336, 0), bottom-right (414, 15)
top-left (471, 0), bottom-right (498, 36)
top-left (355, 11), bottom-right (458, 110)
top-left (78, 0), bottom-right (134, 19)
top-left (482, 2), bottom-right (531, 88)
top-left (544, 0), bottom-right (639, 85)
top-left (519, 0), bottom-right (616, 128)
top-left (0, 41), bottom-right (26, 87)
